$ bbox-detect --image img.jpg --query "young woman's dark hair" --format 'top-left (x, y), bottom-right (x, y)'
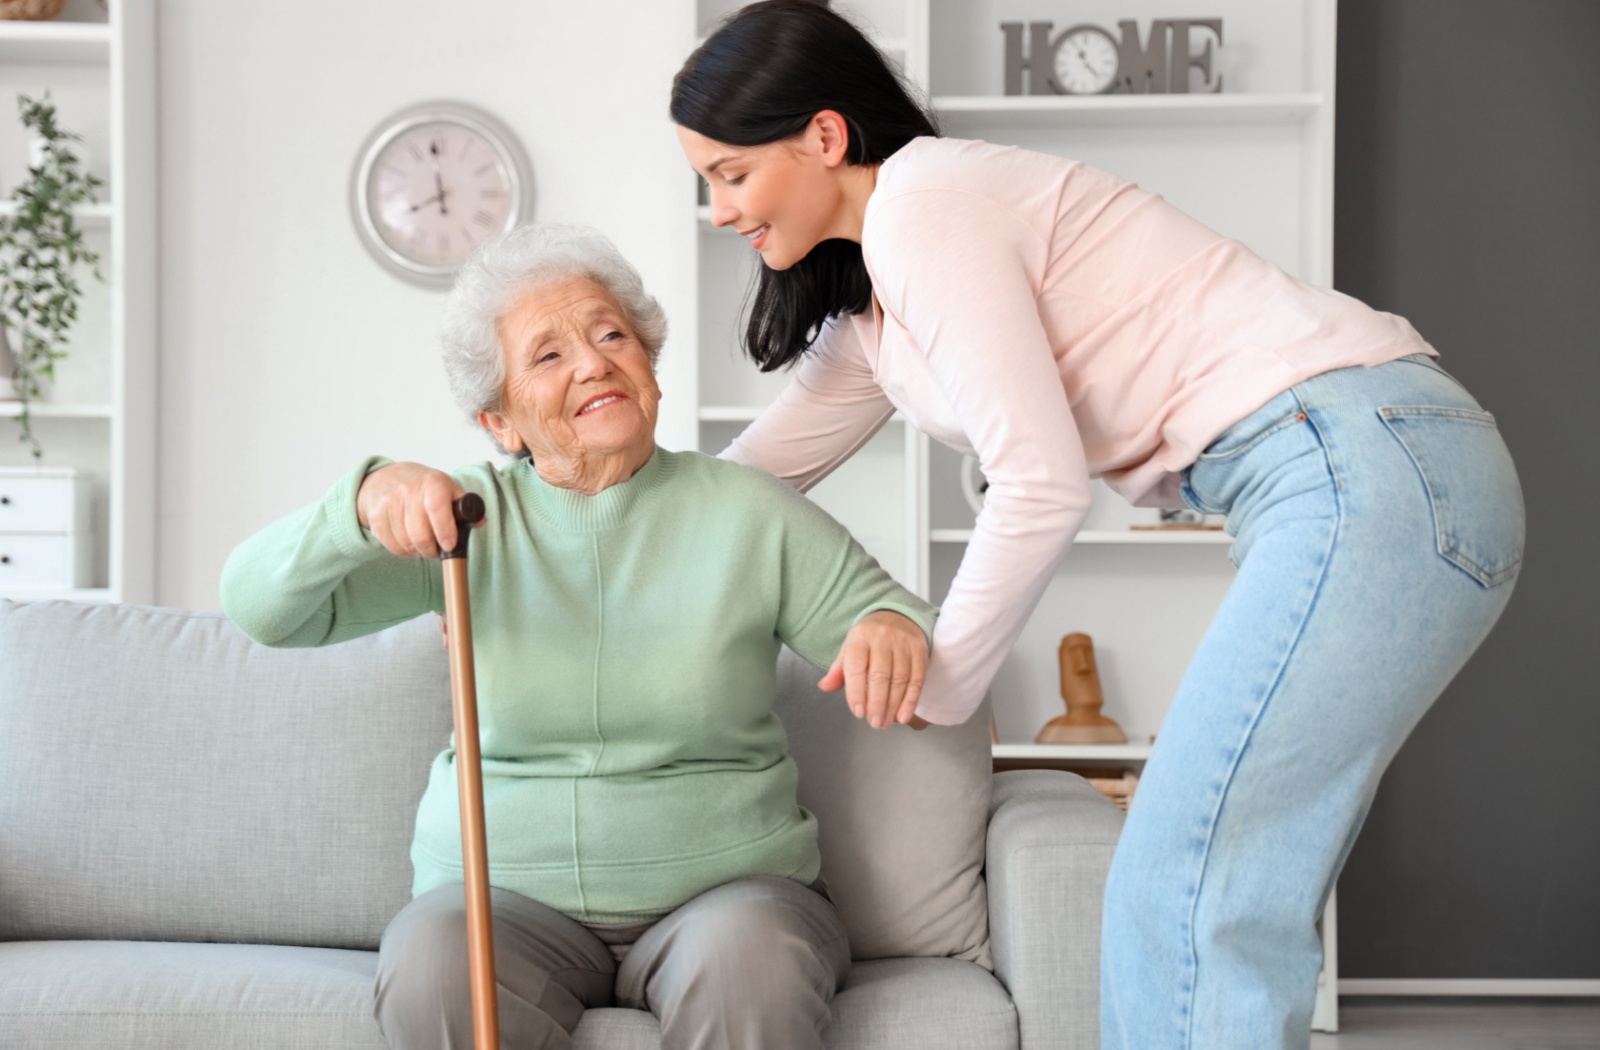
top-left (671, 0), bottom-right (939, 371)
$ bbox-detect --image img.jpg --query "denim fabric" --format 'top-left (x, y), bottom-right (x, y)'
top-left (1100, 353), bottom-right (1524, 1050)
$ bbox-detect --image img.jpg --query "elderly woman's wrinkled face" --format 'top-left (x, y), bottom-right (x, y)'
top-left (479, 277), bottom-right (661, 492)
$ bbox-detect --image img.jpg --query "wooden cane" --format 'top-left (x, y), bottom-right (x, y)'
top-left (441, 492), bottom-right (498, 1050)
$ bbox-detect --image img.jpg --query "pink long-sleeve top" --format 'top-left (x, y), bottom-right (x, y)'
top-left (722, 136), bottom-right (1435, 725)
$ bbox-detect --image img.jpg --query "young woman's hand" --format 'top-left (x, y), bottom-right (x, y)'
top-left (820, 610), bottom-right (931, 730)
top-left (356, 462), bottom-right (473, 559)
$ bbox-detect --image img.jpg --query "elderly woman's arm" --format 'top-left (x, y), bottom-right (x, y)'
top-left (758, 469), bottom-right (939, 729)
top-left (220, 457), bottom-right (459, 647)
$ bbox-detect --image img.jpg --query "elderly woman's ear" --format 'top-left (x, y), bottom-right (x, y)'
top-left (477, 411), bottom-right (525, 457)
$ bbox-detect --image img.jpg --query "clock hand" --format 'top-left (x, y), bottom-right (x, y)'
top-left (425, 140), bottom-right (451, 216)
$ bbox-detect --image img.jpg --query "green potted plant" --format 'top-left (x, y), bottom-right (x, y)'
top-left (0, 92), bottom-right (104, 458)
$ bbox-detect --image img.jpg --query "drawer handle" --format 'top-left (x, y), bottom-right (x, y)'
top-left (0, 555), bottom-right (9, 565)
top-left (0, 496), bottom-right (9, 505)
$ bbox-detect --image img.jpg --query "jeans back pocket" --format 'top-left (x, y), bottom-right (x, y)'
top-left (1378, 406), bottom-right (1525, 588)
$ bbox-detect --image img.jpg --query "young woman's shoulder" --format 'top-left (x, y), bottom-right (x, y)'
top-left (875, 136), bottom-right (1088, 202)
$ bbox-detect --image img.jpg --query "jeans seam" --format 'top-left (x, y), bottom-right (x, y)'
top-left (1179, 406), bottom-right (1344, 1050)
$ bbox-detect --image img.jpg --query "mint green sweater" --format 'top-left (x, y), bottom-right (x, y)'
top-left (220, 448), bottom-right (935, 924)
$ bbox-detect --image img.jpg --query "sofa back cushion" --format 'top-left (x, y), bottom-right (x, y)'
top-left (0, 601), bottom-right (451, 949)
top-left (0, 601), bottom-right (989, 965)
top-left (774, 653), bottom-right (993, 968)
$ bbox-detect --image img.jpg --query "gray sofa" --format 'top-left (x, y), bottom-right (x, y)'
top-left (0, 601), bottom-right (1123, 1049)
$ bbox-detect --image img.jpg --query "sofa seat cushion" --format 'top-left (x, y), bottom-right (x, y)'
top-left (572, 957), bottom-right (1018, 1050)
top-left (1, 943), bottom-right (1016, 1050)
top-left (0, 940), bottom-right (388, 1050)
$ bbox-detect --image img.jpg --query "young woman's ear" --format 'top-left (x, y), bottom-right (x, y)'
top-left (810, 110), bottom-right (853, 168)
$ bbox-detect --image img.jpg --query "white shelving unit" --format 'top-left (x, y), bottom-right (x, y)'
top-left (0, 2), bottom-right (156, 604)
top-left (690, 0), bottom-right (1337, 1029)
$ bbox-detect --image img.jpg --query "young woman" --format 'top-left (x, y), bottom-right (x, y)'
top-left (671, 3), bottom-right (1524, 1048)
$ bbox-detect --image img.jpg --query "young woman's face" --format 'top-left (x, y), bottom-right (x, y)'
top-left (677, 123), bottom-right (846, 271)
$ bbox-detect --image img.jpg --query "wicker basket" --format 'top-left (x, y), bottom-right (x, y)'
top-left (0, 0), bottom-right (70, 21)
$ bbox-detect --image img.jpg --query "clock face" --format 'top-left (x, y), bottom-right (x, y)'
top-left (1052, 26), bottom-right (1120, 95)
top-left (352, 103), bottom-right (533, 287)
top-left (369, 122), bottom-right (512, 269)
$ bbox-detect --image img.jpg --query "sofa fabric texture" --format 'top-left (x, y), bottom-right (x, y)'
top-left (0, 600), bottom-right (1119, 1048)
top-left (0, 603), bottom-right (449, 948)
top-left (0, 600), bottom-right (990, 963)
top-left (0, 943), bottom-right (1016, 1050)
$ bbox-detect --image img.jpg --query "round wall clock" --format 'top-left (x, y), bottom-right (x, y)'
top-left (351, 101), bottom-right (534, 288)
top-left (1051, 24), bottom-right (1120, 95)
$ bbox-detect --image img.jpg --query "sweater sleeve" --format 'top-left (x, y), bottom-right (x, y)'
top-left (719, 315), bottom-right (896, 494)
top-left (866, 189), bottom-right (1094, 725)
top-left (219, 456), bottom-right (445, 648)
top-left (760, 473), bottom-right (937, 671)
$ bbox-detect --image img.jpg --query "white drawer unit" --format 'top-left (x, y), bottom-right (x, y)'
top-left (0, 467), bottom-right (93, 595)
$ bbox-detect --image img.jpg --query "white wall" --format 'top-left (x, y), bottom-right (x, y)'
top-left (157, 0), bottom-right (699, 610)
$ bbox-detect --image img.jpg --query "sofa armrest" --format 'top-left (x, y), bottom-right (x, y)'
top-left (986, 769), bottom-right (1125, 1050)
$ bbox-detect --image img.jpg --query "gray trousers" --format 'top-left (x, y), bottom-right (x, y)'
top-left (374, 876), bottom-right (851, 1050)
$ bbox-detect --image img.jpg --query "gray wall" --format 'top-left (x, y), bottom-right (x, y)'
top-left (1334, 1), bottom-right (1600, 978)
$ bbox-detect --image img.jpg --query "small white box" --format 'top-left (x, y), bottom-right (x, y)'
top-left (0, 467), bottom-right (93, 594)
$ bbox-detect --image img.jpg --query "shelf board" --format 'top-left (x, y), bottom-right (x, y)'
top-left (0, 402), bottom-right (114, 419)
top-left (933, 93), bottom-right (1323, 128)
top-left (0, 21), bottom-right (111, 65)
top-left (993, 742), bottom-right (1154, 761)
top-left (0, 201), bottom-right (114, 225)
top-left (931, 527), bottom-right (1230, 545)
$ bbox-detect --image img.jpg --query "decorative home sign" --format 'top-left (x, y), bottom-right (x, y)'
top-left (1001, 18), bottom-right (1224, 95)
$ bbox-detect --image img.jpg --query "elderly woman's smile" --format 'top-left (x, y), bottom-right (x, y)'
top-left (479, 276), bottom-right (662, 495)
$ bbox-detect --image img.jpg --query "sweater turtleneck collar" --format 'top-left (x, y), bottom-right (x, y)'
top-left (517, 446), bottom-right (672, 533)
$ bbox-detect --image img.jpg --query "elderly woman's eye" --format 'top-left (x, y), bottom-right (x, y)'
top-left (726, 175), bottom-right (746, 186)
top-left (602, 330), bottom-right (624, 341)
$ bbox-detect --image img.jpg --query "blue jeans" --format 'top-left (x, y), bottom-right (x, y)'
top-left (1100, 353), bottom-right (1524, 1050)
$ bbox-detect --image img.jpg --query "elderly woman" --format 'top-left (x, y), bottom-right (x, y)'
top-left (219, 223), bottom-right (936, 1050)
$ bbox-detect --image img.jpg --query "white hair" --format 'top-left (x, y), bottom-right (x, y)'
top-left (438, 223), bottom-right (667, 431)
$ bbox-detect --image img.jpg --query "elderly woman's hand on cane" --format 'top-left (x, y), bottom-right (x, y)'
top-left (357, 462), bottom-right (483, 559)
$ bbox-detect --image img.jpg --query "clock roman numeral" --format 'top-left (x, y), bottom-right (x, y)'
top-left (475, 209), bottom-right (496, 227)
top-left (474, 162), bottom-right (496, 176)
top-left (407, 140), bottom-right (424, 162)
top-left (481, 188), bottom-right (506, 199)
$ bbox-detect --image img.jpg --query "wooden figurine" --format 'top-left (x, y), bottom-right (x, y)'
top-left (1035, 632), bottom-right (1128, 745)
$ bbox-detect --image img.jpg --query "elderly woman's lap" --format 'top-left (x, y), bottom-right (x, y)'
top-left (375, 877), bottom-right (850, 1050)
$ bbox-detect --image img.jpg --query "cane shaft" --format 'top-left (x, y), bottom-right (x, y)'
top-left (443, 554), bottom-right (498, 1050)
